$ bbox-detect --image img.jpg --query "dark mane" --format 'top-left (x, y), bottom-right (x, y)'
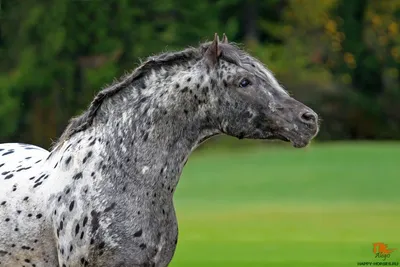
top-left (53, 41), bottom-right (248, 149)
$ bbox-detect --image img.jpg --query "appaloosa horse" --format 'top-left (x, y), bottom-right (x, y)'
top-left (0, 34), bottom-right (319, 267)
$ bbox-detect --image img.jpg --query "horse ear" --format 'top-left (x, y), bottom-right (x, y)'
top-left (222, 33), bottom-right (228, 44)
top-left (204, 33), bottom-right (222, 68)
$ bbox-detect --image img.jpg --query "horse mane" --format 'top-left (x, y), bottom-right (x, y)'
top-left (52, 41), bottom-right (248, 149)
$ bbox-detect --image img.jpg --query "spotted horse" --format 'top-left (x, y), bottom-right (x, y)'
top-left (0, 34), bottom-right (319, 267)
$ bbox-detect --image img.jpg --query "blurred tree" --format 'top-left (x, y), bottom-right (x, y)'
top-left (0, 0), bottom-right (236, 147)
top-left (332, 0), bottom-right (383, 97)
top-left (0, 0), bottom-right (399, 147)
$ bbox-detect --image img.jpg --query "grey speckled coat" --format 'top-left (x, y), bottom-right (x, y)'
top-left (0, 34), bottom-right (319, 267)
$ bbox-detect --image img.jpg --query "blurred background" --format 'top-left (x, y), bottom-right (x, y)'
top-left (0, 0), bottom-right (399, 266)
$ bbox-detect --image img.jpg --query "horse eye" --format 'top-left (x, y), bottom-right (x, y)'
top-left (239, 78), bottom-right (251, 88)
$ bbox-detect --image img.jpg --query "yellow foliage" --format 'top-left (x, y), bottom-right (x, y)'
top-left (325, 20), bottom-right (337, 33)
top-left (326, 59), bottom-right (332, 67)
top-left (388, 22), bottom-right (398, 36)
top-left (287, 11), bottom-right (294, 18)
top-left (341, 74), bottom-right (352, 84)
top-left (372, 15), bottom-right (382, 26)
top-left (388, 68), bottom-right (398, 78)
top-left (285, 0), bottom-right (337, 27)
top-left (378, 36), bottom-right (388, 46)
top-left (332, 41), bottom-right (341, 52)
top-left (333, 32), bottom-right (344, 43)
top-left (390, 47), bottom-right (399, 59)
top-left (279, 0), bottom-right (400, 78)
top-left (344, 52), bottom-right (356, 69)
top-left (283, 26), bottom-right (293, 35)
top-left (338, 32), bottom-right (346, 42)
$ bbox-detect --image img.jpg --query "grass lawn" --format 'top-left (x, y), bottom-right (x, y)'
top-left (170, 142), bottom-right (400, 267)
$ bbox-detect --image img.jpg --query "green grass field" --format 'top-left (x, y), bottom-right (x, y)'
top-left (170, 142), bottom-right (400, 267)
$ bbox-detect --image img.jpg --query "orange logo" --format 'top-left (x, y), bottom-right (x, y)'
top-left (373, 243), bottom-right (397, 261)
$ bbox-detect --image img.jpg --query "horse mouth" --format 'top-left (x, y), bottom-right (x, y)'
top-left (269, 133), bottom-right (311, 148)
top-left (275, 134), bottom-right (290, 143)
top-left (265, 134), bottom-right (290, 143)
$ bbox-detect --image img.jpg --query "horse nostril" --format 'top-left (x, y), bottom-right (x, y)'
top-left (300, 111), bottom-right (317, 125)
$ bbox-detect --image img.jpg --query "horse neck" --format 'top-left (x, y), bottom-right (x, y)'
top-left (89, 66), bottom-right (219, 196)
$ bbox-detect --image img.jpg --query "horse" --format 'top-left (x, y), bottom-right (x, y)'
top-left (0, 33), bottom-right (319, 267)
